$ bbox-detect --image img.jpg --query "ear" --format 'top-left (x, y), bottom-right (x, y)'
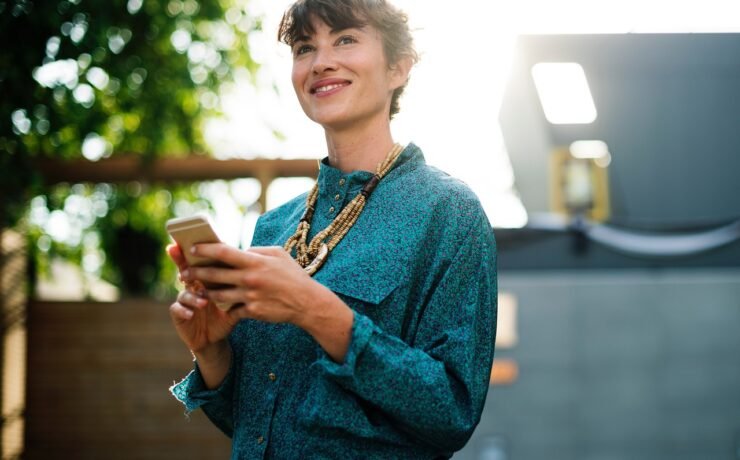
top-left (388, 55), bottom-right (414, 91)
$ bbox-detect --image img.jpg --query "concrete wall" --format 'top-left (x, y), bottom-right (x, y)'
top-left (459, 269), bottom-right (740, 460)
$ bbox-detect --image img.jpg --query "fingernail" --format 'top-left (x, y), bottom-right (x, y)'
top-left (183, 309), bottom-right (193, 319)
top-left (182, 269), bottom-right (190, 279)
top-left (190, 246), bottom-right (197, 254)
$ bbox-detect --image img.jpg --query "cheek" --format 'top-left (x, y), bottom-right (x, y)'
top-left (291, 64), bottom-right (316, 119)
top-left (361, 54), bottom-right (395, 93)
top-left (291, 64), bottom-right (307, 95)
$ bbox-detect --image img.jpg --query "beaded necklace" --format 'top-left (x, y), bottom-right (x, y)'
top-left (284, 143), bottom-right (405, 276)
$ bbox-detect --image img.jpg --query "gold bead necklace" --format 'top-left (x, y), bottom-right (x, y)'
top-left (284, 143), bottom-right (405, 276)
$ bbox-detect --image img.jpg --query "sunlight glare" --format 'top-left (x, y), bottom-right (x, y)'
top-left (205, 0), bottom-right (740, 231)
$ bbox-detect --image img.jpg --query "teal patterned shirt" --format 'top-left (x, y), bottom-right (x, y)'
top-left (171, 143), bottom-right (498, 459)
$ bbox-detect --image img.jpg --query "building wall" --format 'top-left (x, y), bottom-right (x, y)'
top-left (25, 299), bottom-right (231, 460)
top-left (459, 269), bottom-right (740, 460)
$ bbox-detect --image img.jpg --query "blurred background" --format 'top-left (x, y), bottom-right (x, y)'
top-left (2, 0), bottom-right (739, 458)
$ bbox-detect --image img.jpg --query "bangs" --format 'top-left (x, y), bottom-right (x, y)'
top-left (278, 0), bottom-right (370, 46)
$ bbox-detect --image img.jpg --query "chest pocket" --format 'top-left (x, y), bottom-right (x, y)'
top-left (312, 238), bottom-right (413, 338)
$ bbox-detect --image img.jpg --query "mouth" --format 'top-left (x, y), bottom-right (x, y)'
top-left (310, 80), bottom-right (351, 95)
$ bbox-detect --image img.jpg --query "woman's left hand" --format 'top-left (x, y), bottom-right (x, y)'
top-left (181, 243), bottom-right (354, 362)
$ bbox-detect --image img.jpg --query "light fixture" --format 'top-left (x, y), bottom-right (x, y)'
top-left (570, 140), bottom-right (612, 167)
top-left (531, 62), bottom-right (597, 124)
top-left (550, 146), bottom-right (611, 222)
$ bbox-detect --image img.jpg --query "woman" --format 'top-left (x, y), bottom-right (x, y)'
top-left (168, 0), bottom-right (497, 458)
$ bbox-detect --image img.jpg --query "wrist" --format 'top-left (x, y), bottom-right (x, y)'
top-left (193, 340), bottom-right (230, 366)
top-left (296, 282), bottom-right (354, 363)
top-left (295, 282), bottom-right (339, 332)
top-left (192, 340), bottom-right (232, 390)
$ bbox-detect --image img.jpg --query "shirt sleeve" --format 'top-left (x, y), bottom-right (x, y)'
top-left (315, 211), bottom-right (498, 453)
top-left (170, 347), bottom-right (237, 438)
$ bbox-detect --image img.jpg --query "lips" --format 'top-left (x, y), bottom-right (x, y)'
top-left (310, 78), bottom-right (351, 95)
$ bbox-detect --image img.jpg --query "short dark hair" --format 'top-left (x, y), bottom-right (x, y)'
top-left (278, 0), bottom-right (419, 119)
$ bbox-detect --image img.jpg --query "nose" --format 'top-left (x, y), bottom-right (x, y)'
top-left (311, 46), bottom-right (338, 75)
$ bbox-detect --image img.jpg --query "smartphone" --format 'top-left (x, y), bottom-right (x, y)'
top-left (166, 215), bottom-right (233, 310)
top-left (166, 215), bottom-right (224, 267)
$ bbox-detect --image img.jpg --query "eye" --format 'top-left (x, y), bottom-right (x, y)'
top-left (294, 44), bottom-right (314, 56)
top-left (336, 35), bottom-right (357, 46)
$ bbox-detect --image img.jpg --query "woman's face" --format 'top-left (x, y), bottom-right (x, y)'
top-left (290, 18), bottom-right (406, 131)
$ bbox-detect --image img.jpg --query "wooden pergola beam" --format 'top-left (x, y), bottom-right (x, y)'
top-left (34, 156), bottom-right (320, 184)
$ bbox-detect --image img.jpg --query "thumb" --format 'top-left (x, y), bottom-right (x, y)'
top-left (167, 243), bottom-right (189, 271)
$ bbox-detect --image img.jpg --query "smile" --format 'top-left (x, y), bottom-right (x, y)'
top-left (310, 81), bottom-right (351, 95)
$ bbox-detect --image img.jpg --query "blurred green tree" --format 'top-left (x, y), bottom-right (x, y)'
top-left (0, 0), bottom-right (264, 296)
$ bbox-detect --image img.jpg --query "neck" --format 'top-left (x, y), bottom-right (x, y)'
top-left (323, 117), bottom-right (396, 174)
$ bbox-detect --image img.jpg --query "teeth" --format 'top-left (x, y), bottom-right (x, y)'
top-left (315, 83), bottom-right (345, 93)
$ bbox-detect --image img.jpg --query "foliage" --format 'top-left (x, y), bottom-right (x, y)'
top-left (1, 0), bottom-right (265, 297)
top-left (27, 181), bottom-right (215, 297)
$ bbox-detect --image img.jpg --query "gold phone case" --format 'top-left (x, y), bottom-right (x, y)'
top-left (166, 215), bottom-right (222, 267)
top-left (166, 215), bottom-right (232, 311)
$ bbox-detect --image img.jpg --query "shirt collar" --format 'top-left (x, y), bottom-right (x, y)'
top-left (317, 143), bottom-right (425, 195)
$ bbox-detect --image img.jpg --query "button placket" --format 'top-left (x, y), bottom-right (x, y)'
top-left (260, 346), bottom-right (285, 453)
top-left (332, 177), bottom-right (347, 211)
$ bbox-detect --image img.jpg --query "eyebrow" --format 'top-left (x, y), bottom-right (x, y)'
top-left (294, 26), bottom-right (366, 45)
top-left (332, 25), bottom-right (364, 33)
top-left (294, 34), bottom-right (311, 44)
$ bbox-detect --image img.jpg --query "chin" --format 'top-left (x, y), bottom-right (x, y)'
top-left (310, 110), bottom-right (355, 129)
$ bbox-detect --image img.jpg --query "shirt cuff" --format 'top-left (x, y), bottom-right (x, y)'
top-left (170, 358), bottom-right (235, 413)
top-left (316, 310), bottom-right (375, 378)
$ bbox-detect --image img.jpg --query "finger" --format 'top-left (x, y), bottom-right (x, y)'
top-left (204, 286), bottom-right (249, 306)
top-left (185, 266), bottom-right (245, 287)
top-left (167, 244), bottom-right (190, 272)
top-left (169, 302), bottom-right (194, 321)
top-left (248, 246), bottom-right (301, 267)
top-left (177, 289), bottom-right (209, 309)
top-left (191, 243), bottom-right (264, 268)
top-left (248, 246), bottom-right (286, 257)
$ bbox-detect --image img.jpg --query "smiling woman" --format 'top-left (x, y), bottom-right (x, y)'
top-left (168, 1), bottom-right (498, 458)
top-left (288, 20), bottom-right (405, 138)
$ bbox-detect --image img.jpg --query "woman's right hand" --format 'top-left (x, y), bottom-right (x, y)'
top-left (167, 244), bottom-right (238, 354)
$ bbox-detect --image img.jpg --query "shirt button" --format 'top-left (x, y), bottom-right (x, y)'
top-left (339, 178), bottom-right (346, 186)
top-left (257, 436), bottom-right (264, 444)
top-left (329, 206), bottom-right (335, 213)
top-left (334, 194), bottom-right (341, 201)
top-left (268, 372), bottom-right (277, 382)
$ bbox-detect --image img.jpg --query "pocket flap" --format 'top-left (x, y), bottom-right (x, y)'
top-left (313, 245), bottom-right (407, 305)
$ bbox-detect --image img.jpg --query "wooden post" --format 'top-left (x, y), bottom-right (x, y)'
top-left (256, 168), bottom-right (275, 214)
top-left (0, 227), bottom-right (27, 460)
